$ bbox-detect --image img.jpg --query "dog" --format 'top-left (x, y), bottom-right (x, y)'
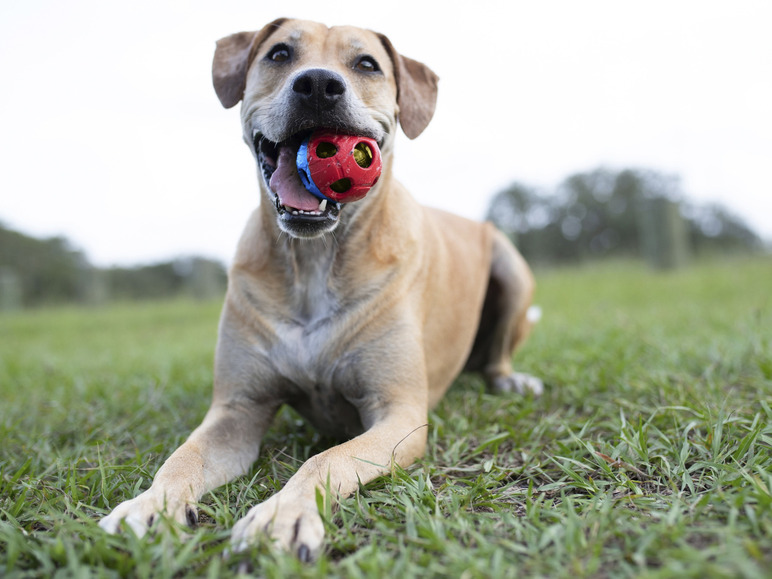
top-left (99, 18), bottom-right (542, 561)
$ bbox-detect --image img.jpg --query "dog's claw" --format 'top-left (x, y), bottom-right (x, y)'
top-left (185, 505), bottom-right (199, 529)
top-left (237, 561), bottom-right (253, 575)
top-left (297, 544), bottom-right (312, 562)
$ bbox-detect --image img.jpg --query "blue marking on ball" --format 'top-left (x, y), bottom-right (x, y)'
top-left (296, 136), bottom-right (327, 202)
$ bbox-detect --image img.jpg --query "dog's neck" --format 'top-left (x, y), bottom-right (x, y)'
top-left (281, 235), bottom-right (337, 322)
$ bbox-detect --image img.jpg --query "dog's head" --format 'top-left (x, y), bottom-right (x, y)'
top-left (212, 19), bottom-right (439, 239)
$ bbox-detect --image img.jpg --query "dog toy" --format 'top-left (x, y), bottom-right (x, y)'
top-left (296, 130), bottom-right (382, 203)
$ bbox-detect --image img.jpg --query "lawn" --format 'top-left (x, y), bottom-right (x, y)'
top-left (1, 257), bottom-right (770, 578)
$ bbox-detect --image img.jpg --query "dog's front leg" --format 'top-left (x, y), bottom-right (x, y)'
top-left (100, 400), bottom-right (275, 536)
top-left (231, 401), bottom-right (428, 561)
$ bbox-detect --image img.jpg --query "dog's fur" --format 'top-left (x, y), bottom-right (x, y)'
top-left (99, 18), bottom-right (541, 560)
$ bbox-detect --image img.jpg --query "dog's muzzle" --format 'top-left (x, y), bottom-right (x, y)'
top-left (252, 68), bottom-right (387, 239)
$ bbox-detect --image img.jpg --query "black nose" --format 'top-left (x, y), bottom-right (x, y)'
top-left (292, 68), bottom-right (346, 111)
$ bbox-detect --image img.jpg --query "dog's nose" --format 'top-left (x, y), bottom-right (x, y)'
top-left (292, 69), bottom-right (346, 111)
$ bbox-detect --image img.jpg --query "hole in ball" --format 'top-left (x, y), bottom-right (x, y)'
top-left (316, 142), bottom-right (337, 159)
top-left (330, 178), bottom-right (352, 193)
top-left (353, 143), bottom-right (373, 168)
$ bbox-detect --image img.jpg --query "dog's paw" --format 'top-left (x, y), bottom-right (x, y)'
top-left (99, 489), bottom-right (198, 537)
top-left (491, 372), bottom-right (544, 396)
top-left (231, 493), bottom-right (324, 562)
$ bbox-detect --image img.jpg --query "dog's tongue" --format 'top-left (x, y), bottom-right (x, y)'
top-left (269, 146), bottom-right (321, 211)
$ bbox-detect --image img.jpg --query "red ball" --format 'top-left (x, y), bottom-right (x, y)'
top-left (305, 131), bottom-right (382, 203)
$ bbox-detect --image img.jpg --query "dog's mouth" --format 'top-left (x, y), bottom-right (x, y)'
top-left (256, 131), bottom-right (342, 222)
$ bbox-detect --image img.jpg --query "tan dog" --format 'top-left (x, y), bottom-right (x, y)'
top-left (99, 18), bottom-right (542, 560)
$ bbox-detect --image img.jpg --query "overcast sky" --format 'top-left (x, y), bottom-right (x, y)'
top-left (1, 0), bottom-right (770, 265)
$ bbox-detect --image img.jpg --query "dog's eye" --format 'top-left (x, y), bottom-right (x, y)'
top-left (266, 43), bottom-right (292, 63)
top-left (354, 55), bottom-right (381, 74)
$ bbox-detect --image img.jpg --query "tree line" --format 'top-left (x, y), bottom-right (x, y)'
top-left (1, 166), bottom-right (764, 308)
top-left (0, 224), bottom-right (226, 309)
top-left (486, 167), bottom-right (763, 266)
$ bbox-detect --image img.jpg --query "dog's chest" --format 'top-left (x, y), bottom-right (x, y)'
top-left (270, 320), bottom-right (336, 382)
top-left (269, 319), bottom-right (365, 438)
top-left (264, 252), bottom-right (368, 438)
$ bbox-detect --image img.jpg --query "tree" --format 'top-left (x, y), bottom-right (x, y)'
top-left (485, 167), bottom-right (762, 265)
top-left (0, 222), bottom-right (228, 308)
top-left (0, 223), bottom-right (89, 306)
top-left (104, 257), bottom-right (227, 301)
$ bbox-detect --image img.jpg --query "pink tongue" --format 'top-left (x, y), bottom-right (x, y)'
top-left (269, 146), bottom-right (321, 211)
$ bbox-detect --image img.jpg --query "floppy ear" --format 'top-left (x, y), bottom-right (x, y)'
top-left (212, 18), bottom-right (287, 109)
top-left (378, 35), bottom-right (439, 139)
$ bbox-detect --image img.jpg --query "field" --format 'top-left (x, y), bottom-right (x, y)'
top-left (1, 257), bottom-right (770, 578)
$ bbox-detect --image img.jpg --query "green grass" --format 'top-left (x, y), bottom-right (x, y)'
top-left (1, 257), bottom-right (771, 578)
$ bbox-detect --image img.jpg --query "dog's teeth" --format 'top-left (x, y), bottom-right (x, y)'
top-left (318, 199), bottom-right (327, 212)
top-left (252, 128), bottom-right (259, 139)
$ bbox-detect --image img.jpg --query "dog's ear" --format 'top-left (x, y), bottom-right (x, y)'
top-left (378, 35), bottom-right (439, 139)
top-left (212, 18), bottom-right (287, 109)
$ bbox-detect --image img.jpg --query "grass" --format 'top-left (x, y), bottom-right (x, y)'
top-left (1, 256), bottom-right (770, 578)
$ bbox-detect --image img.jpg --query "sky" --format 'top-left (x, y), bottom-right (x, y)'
top-left (1, 0), bottom-right (771, 266)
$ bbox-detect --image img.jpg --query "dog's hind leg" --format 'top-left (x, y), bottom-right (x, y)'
top-left (464, 229), bottom-right (543, 395)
